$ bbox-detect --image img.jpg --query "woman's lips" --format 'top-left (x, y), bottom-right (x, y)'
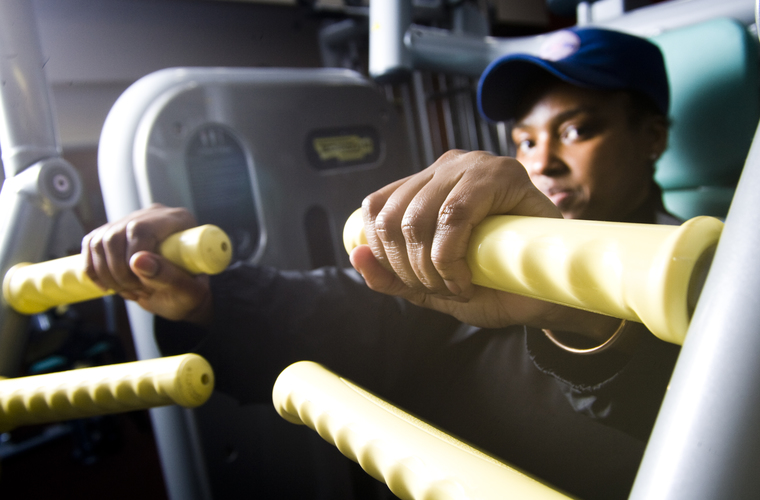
top-left (546, 189), bottom-right (573, 208)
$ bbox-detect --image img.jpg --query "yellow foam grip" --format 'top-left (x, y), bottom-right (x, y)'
top-left (3, 224), bottom-right (232, 315)
top-left (273, 361), bottom-right (573, 500)
top-left (343, 210), bottom-right (723, 345)
top-left (0, 354), bottom-right (214, 432)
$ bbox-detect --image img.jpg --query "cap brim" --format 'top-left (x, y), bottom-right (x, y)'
top-left (477, 54), bottom-right (623, 123)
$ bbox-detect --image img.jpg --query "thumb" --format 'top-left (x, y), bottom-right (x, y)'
top-left (130, 251), bottom-right (160, 279)
top-left (350, 245), bottom-right (410, 298)
top-left (128, 251), bottom-right (212, 323)
top-left (129, 251), bottom-right (195, 291)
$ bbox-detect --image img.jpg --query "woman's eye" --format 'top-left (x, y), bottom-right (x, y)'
top-left (517, 139), bottom-right (534, 153)
top-left (561, 126), bottom-right (580, 143)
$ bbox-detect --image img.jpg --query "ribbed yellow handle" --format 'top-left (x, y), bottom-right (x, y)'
top-left (343, 209), bottom-right (723, 345)
top-left (273, 361), bottom-right (573, 500)
top-left (0, 354), bottom-right (214, 432)
top-left (3, 224), bottom-right (232, 315)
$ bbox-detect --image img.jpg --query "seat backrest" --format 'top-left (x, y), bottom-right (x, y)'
top-left (651, 18), bottom-right (759, 219)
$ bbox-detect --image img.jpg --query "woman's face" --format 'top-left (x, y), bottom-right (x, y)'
top-left (511, 82), bottom-right (667, 221)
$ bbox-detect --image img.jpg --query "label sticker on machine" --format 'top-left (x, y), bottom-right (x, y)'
top-left (306, 126), bottom-right (381, 170)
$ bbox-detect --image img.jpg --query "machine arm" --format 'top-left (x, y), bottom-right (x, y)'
top-left (0, 353), bottom-right (214, 433)
top-left (3, 224), bottom-right (232, 315)
top-left (343, 210), bottom-right (723, 345)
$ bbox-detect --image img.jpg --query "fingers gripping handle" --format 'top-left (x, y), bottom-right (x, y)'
top-left (3, 224), bottom-right (232, 315)
top-left (343, 210), bottom-right (724, 345)
top-left (0, 354), bottom-right (214, 432)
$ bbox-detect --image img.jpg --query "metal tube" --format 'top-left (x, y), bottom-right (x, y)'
top-left (0, 0), bottom-right (61, 177)
top-left (369, 0), bottom-right (412, 83)
top-left (496, 121), bottom-right (511, 157)
top-left (399, 82), bottom-right (423, 172)
top-left (0, 159), bottom-right (81, 375)
top-left (0, 0), bottom-right (82, 377)
top-left (631, 124), bottom-right (760, 499)
top-left (402, 0), bottom-right (754, 79)
top-left (479, 115), bottom-right (495, 154)
top-left (405, 26), bottom-right (538, 78)
top-left (412, 71), bottom-right (435, 167)
top-left (599, 0), bottom-right (755, 37)
top-left (420, 73), bottom-right (442, 159)
top-left (436, 75), bottom-right (457, 151)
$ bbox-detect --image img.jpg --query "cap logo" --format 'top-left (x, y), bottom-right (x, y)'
top-left (539, 30), bottom-right (581, 61)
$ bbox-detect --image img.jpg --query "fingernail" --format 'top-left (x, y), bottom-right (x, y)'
top-left (132, 254), bottom-right (159, 278)
top-left (443, 279), bottom-right (461, 296)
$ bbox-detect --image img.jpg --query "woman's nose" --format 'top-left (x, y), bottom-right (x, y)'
top-left (524, 138), bottom-right (567, 177)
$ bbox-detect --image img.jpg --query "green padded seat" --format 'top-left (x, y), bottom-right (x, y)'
top-left (651, 18), bottom-right (759, 219)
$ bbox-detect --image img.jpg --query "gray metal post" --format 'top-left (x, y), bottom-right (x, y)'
top-left (369, 0), bottom-right (412, 83)
top-left (124, 301), bottom-right (213, 500)
top-left (397, 0), bottom-right (755, 80)
top-left (0, 0), bottom-right (82, 376)
top-left (0, 0), bottom-right (60, 177)
top-left (630, 123), bottom-right (760, 499)
top-left (0, 159), bottom-right (81, 376)
top-left (412, 71), bottom-right (434, 166)
top-left (436, 75), bottom-right (457, 151)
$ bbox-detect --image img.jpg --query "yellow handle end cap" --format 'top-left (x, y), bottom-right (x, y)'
top-left (343, 209), bottom-right (368, 254)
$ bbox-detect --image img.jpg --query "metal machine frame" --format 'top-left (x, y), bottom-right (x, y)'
top-left (0, 0), bottom-right (82, 378)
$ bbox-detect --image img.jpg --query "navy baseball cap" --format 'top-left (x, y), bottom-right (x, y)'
top-left (477, 27), bottom-right (669, 122)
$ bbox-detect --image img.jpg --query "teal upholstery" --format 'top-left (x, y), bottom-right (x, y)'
top-left (651, 18), bottom-right (759, 220)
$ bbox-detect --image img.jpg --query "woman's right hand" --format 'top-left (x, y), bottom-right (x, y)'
top-left (351, 150), bottom-right (623, 341)
top-left (82, 203), bottom-right (214, 326)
